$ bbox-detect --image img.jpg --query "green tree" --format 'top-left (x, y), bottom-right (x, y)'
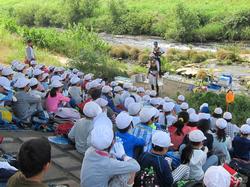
top-left (66, 0), bottom-right (99, 23)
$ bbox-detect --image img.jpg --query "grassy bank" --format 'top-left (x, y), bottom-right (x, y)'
top-left (0, 22), bottom-right (61, 66)
top-left (1, 0), bottom-right (250, 42)
top-left (2, 17), bottom-right (145, 79)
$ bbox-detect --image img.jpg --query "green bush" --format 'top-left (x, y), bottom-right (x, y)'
top-left (165, 4), bottom-right (200, 42)
top-left (223, 10), bottom-right (250, 40)
top-left (34, 6), bottom-right (68, 27)
top-left (15, 4), bottom-right (40, 26)
top-left (186, 92), bottom-right (250, 125)
top-left (66, 0), bottom-right (100, 23)
top-left (241, 27), bottom-right (250, 40)
top-left (194, 22), bottom-right (224, 42)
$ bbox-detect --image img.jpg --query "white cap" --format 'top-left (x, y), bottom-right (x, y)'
top-left (216, 118), bottom-right (227, 129)
top-left (124, 97), bottom-right (135, 109)
top-left (152, 130), bottom-right (173, 147)
top-left (150, 98), bottom-right (161, 106)
top-left (51, 75), bottom-right (63, 82)
top-left (214, 107), bottom-right (223, 115)
top-left (77, 71), bottom-right (84, 77)
top-left (102, 86), bottom-right (112, 94)
top-left (72, 68), bottom-right (78, 73)
top-left (142, 95), bottom-right (151, 103)
top-left (145, 90), bottom-right (151, 96)
top-left (123, 82), bottom-right (131, 90)
top-left (30, 60), bottom-right (37, 65)
top-left (110, 81), bottom-right (118, 87)
top-left (83, 101), bottom-right (102, 118)
top-left (163, 102), bottom-right (175, 112)
top-left (203, 166), bottom-right (231, 187)
top-left (140, 107), bottom-right (157, 123)
top-left (11, 60), bottom-right (19, 67)
top-left (91, 125), bottom-right (114, 150)
top-left (180, 102), bottom-right (189, 110)
top-left (0, 77), bottom-right (11, 91)
top-left (128, 103), bottom-right (142, 116)
top-left (70, 76), bottom-right (80, 85)
top-left (137, 87), bottom-right (145, 93)
top-left (0, 65), bottom-right (3, 71)
top-left (41, 73), bottom-right (49, 81)
top-left (33, 69), bottom-right (44, 76)
top-left (16, 63), bottom-right (26, 71)
top-left (164, 97), bottom-right (173, 102)
top-left (240, 124), bottom-right (250, 134)
top-left (246, 118), bottom-right (250, 125)
top-left (114, 86), bottom-right (123, 92)
top-left (187, 108), bottom-right (196, 115)
top-left (61, 72), bottom-right (68, 80)
top-left (223, 112), bottom-right (232, 120)
top-left (116, 112), bottom-right (133, 129)
top-left (48, 66), bottom-right (55, 71)
top-left (200, 103), bottom-right (209, 111)
top-left (53, 67), bottom-right (61, 73)
top-left (129, 86), bottom-right (137, 92)
top-left (84, 74), bottom-right (92, 81)
top-left (189, 113), bottom-right (199, 123)
top-left (150, 90), bottom-right (157, 97)
top-left (189, 130), bottom-right (207, 142)
top-left (50, 80), bottom-right (63, 88)
top-left (29, 78), bottom-right (39, 87)
top-left (198, 113), bottom-right (211, 120)
top-left (153, 107), bottom-right (160, 118)
top-left (95, 98), bottom-right (108, 107)
top-left (14, 77), bottom-right (30, 88)
top-left (87, 80), bottom-right (101, 90)
top-left (2, 67), bottom-right (14, 76)
top-left (178, 95), bottom-right (185, 101)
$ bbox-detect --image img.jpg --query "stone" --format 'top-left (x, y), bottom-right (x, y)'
top-left (69, 169), bottom-right (81, 180)
top-left (18, 136), bottom-right (38, 142)
top-left (0, 143), bottom-right (21, 153)
top-left (44, 164), bottom-right (67, 181)
top-left (52, 157), bottom-right (81, 170)
top-left (68, 150), bottom-right (84, 161)
top-left (48, 180), bottom-right (80, 187)
top-left (51, 145), bottom-right (65, 157)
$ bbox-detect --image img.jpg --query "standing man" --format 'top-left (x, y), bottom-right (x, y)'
top-left (152, 41), bottom-right (164, 77)
top-left (25, 39), bottom-right (36, 65)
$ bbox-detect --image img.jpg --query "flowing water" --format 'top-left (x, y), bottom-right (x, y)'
top-left (99, 33), bottom-right (250, 52)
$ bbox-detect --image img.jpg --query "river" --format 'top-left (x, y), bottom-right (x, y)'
top-left (99, 33), bottom-right (250, 52)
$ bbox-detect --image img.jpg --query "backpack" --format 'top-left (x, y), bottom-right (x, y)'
top-left (133, 166), bottom-right (160, 187)
top-left (55, 122), bottom-right (74, 136)
top-left (55, 107), bottom-right (80, 120)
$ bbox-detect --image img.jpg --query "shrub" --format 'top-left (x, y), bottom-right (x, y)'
top-left (241, 27), bottom-right (250, 40)
top-left (15, 4), bottom-right (40, 26)
top-left (66, 0), bottom-right (100, 23)
top-left (216, 49), bottom-right (240, 62)
top-left (194, 22), bottom-right (224, 42)
top-left (129, 47), bottom-right (140, 60)
top-left (223, 10), bottom-right (250, 40)
top-left (138, 52), bottom-right (149, 65)
top-left (165, 4), bottom-right (200, 42)
top-left (110, 45), bottom-right (129, 59)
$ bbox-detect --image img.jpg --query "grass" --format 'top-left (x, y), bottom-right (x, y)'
top-left (0, 25), bottom-right (61, 66)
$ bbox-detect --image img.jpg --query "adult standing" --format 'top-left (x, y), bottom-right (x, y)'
top-left (25, 39), bottom-right (36, 65)
top-left (147, 59), bottom-right (160, 96)
top-left (152, 41), bottom-right (164, 77)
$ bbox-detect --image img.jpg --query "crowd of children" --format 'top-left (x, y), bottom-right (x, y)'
top-left (0, 58), bottom-right (250, 187)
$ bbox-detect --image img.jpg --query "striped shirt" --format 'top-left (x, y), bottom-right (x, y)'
top-left (225, 122), bottom-right (239, 140)
top-left (132, 123), bottom-right (154, 152)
